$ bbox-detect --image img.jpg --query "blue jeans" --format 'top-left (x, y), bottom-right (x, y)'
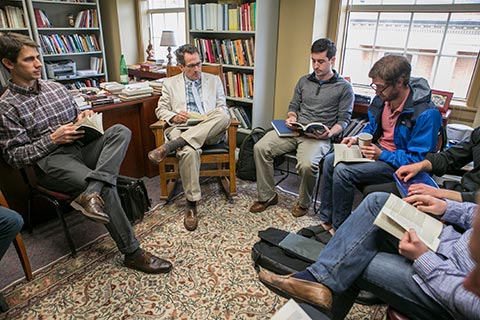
top-left (0, 207), bottom-right (23, 259)
top-left (318, 153), bottom-right (396, 230)
top-left (35, 125), bottom-right (140, 255)
top-left (309, 192), bottom-right (450, 320)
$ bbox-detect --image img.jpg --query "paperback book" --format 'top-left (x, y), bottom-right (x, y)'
top-left (177, 112), bottom-right (207, 130)
top-left (75, 112), bottom-right (104, 144)
top-left (373, 193), bottom-right (443, 252)
top-left (393, 171), bottom-right (439, 198)
top-left (333, 144), bottom-right (374, 167)
top-left (289, 121), bottom-right (327, 134)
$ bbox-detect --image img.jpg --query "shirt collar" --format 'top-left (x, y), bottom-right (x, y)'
top-left (8, 79), bottom-right (41, 95)
top-left (184, 74), bottom-right (200, 86)
top-left (307, 69), bottom-right (339, 85)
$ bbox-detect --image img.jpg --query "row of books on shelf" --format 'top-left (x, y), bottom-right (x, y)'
top-left (344, 117), bottom-right (369, 138)
top-left (39, 33), bottom-right (101, 55)
top-left (223, 71), bottom-right (253, 100)
top-left (189, 2), bottom-right (256, 32)
top-left (64, 78), bottom-right (101, 90)
top-left (228, 106), bottom-right (252, 130)
top-left (89, 56), bottom-right (103, 74)
top-left (194, 37), bottom-right (255, 67)
top-left (34, 8), bottom-right (98, 28)
top-left (0, 6), bottom-right (26, 29)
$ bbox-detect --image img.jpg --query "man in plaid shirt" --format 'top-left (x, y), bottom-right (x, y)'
top-left (0, 32), bottom-right (172, 274)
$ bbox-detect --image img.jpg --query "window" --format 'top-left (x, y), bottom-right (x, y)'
top-left (341, 0), bottom-right (480, 101)
top-left (146, 0), bottom-right (186, 64)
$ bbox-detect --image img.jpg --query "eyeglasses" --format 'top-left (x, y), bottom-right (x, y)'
top-left (185, 62), bottom-right (202, 69)
top-left (370, 82), bottom-right (389, 94)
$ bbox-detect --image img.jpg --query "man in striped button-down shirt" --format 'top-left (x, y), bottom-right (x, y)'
top-left (0, 32), bottom-right (172, 275)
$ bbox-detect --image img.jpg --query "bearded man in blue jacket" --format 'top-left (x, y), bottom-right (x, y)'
top-left (318, 55), bottom-right (442, 234)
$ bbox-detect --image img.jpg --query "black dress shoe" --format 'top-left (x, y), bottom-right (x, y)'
top-left (71, 192), bottom-right (110, 224)
top-left (124, 251), bottom-right (173, 274)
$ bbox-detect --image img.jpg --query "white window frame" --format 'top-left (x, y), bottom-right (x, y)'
top-left (338, 2), bottom-right (480, 107)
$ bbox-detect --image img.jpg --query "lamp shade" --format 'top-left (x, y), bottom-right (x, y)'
top-left (160, 30), bottom-right (176, 47)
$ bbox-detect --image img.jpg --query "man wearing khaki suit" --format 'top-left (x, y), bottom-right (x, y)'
top-left (148, 44), bottom-right (230, 231)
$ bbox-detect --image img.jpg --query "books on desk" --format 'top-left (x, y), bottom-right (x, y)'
top-left (393, 171), bottom-right (439, 198)
top-left (374, 193), bottom-right (443, 252)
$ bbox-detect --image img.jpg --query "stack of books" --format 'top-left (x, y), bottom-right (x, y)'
top-left (149, 79), bottom-right (163, 95)
top-left (100, 82), bottom-right (125, 95)
top-left (118, 83), bottom-right (153, 101)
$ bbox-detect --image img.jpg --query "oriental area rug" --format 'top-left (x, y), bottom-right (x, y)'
top-left (2, 180), bottom-right (386, 319)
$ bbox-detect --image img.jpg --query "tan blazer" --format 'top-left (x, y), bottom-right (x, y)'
top-left (155, 72), bottom-right (227, 124)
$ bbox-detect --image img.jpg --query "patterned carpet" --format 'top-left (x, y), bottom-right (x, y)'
top-left (2, 180), bottom-right (386, 319)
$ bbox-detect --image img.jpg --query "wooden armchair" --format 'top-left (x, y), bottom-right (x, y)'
top-left (150, 64), bottom-right (239, 200)
top-left (0, 190), bottom-right (33, 281)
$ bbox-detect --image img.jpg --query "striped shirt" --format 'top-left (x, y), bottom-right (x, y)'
top-left (0, 79), bottom-right (78, 168)
top-left (413, 199), bottom-right (480, 319)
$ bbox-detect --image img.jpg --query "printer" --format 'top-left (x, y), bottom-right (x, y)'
top-left (45, 60), bottom-right (77, 80)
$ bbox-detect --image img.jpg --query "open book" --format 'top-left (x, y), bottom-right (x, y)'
top-left (75, 113), bottom-right (104, 144)
top-left (177, 112), bottom-right (207, 130)
top-left (290, 121), bottom-right (327, 134)
top-left (333, 144), bottom-right (374, 167)
top-left (393, 172), bottom-right (439, 198)
top-left (373, 193), bottom-right (443, 252)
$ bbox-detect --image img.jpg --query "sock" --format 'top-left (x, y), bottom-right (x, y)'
top-left (85, 180), bottom-right (104, 195)
top-left (293, 270), bottom-right (318, 282)
top-left (125, 247), bottom-right (144, 259)
top-left (187, 200), bottom-right (197, 209)
top-left (164, 137), bottom-right (187, 153)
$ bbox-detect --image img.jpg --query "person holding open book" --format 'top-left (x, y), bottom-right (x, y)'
top-left (148, 44), bottom-right (230, 231)
top-left (318, 55), bottom-right (442, 234)
top-left (396, 126), bottom-right (480, 203)
top-left (0, 32), bottom-right (172, 275)
top-left (249, 38), bottom-right (354, 217)
top-left (258, 191), bottom-right (480, 319)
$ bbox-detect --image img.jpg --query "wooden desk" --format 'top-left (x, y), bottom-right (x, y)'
top-left (94, 95), bottom-right (160, 178)
top-left (0, 95), bottom-right (160, 217)
top-left (128, 68), bottom-right (166, 81)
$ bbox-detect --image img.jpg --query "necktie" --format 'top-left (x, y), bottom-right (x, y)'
top-left (191, 80), bottom-right (204, 114)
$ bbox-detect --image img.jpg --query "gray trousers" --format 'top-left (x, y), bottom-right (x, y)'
top-left (166, 108), bottom-right (230, 202)
top-left (35, 124), bottom-right (140, 255)
top-left (253, 130), bottom-right (331, 208)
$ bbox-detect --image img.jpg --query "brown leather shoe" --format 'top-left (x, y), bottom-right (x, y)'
top-left (71, 192), bottom-right (109, 224)
top-left (249, 193), bottom-right (278, 213)
top-left (258, 269), bottom-right (332, 310)
top-left (124, 251), bottom-right (173, 274)
top-left (184, 208), bottom-right (198, 231)
top-left (148, 145), bottom-right (168, 165)
top-left (291, 202), bottom-right (308, 217)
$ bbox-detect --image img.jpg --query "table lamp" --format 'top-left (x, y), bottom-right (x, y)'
top-left (160, 30), bottom-right (176, 66)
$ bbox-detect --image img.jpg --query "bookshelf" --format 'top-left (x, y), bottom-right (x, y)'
top-left (186, 0), bottom-right (279, 132)
top-left (25, 0), bottom-right (107, 89)
top-left (0, 0), bottom-right (33, 91)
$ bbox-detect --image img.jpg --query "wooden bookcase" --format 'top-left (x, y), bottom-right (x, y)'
top-left (186, 0), bottom-right (279, 132)
top-left (25, 0), bottom-right (107, 88)
top-left (0, 0), bottom-right (33, 91)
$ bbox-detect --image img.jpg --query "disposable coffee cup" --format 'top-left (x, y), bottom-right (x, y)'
top-left (358, 133), bottom-right (373, 147)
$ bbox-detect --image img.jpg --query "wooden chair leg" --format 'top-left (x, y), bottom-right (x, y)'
top-left (13, 233), bottom-right (33, 281)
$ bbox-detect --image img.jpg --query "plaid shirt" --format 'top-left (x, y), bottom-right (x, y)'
top-left (0, 79), bottom-right (78, 168)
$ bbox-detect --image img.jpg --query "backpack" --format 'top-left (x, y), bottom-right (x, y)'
top-left (237, 127), bottom-right (266, 181)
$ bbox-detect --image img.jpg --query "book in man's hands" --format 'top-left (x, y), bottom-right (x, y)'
top-left (393, 171), bottom-right (439, 198)
top-left (271, 119), bottom-right (298, 137)
top-left (333, 143), bottom-right (374, 167)
top-left (373, 193), bottom-right (443, 252)
top-left (289, 121), bottom-right (327, 134)
top-left (75, 113), bottom-right (104, 144)
top-left (177, 111), bottom-right (207, 130)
